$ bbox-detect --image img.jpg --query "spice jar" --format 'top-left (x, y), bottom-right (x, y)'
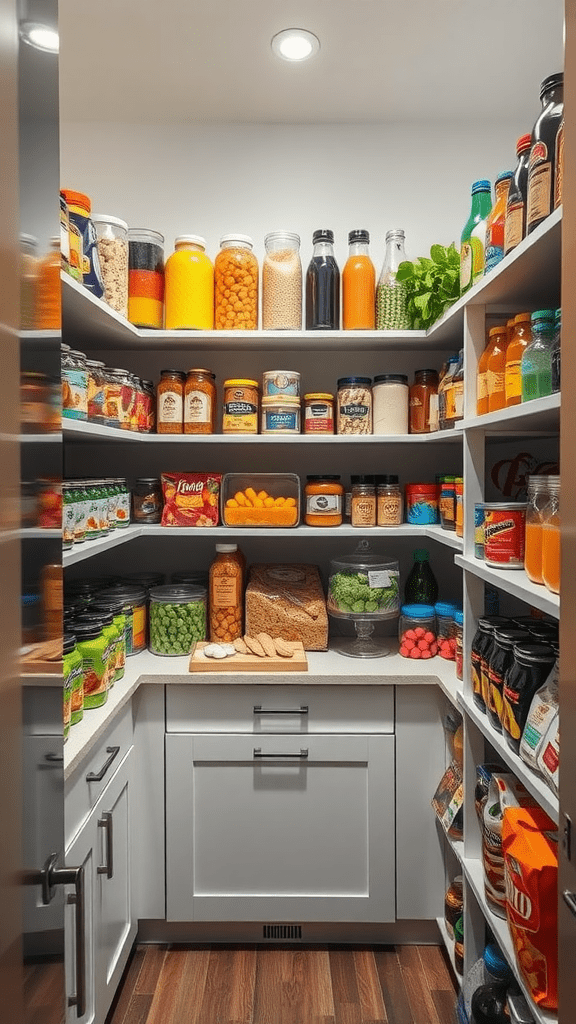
top-left (409, 369), bottom-right (439, 433)
top-left (93, 214), bottom-right (129, 317)
top-left (209, 543), bottom-right (243, 641)
top-left (398, 605), bottom-right (437, 659)
top-left (337, 377), bottom-right (372, 435)
top-left (19, 233), bottom-right (38, 330)
top-left (184, 368), bottom-right (216, 434)
top-left (222, 378), bottom-right (259, 434)
top-left (128, 228), bottom-right (165, 329)
top-left (60, 189), bottom-right (104, 297)
top-left (303, 393), bottom-right (334, 434)
top-left (132, 478), bottom-right (163, 524)
top-left (351, 476), bottom-right (376, 528)
top-left (304, 476), bottom-right (344, 527)
top-left (165, 235), bottom-right (214, 330)
top-left (36, 237), bottom-right (61, 330)
top-left (377, 476), bottom-right (403, 526)
top-left (157, 369), bottom-right (185, 434)
top-left (62, 347), bottom-right (88, 421)
top-left (215, 234), bottom-right (258, 330)
top-left (372, 374), bottom-right (409, 434)
top-left (262, 232), bottom-right (302, 330)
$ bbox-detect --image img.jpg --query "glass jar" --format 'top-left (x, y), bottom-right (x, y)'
top-left (36, 237), bottom-right (61, 330)
top-left (304, 476), bottom-right (344, 527)
top-left (435, 602), bottom-right (457, 660)
top-left (501, 643), bottom-right (556, 753)
top-left (552, 307), bottom-right (561, 394)
top-left (157, 369), bottom-right (185, 434)
top-left (524, 475), bottom-right (550, 584)
top-left (376, 229), bottom-right (410, 330)
top-left (262, 231), bottom-right (302, 330)
top-left (303, 393), bottom-right (335, 434)
top-left (184, 368), bottom-right (216, 434)
top-left (149, 584), bottom-right (207, 655)
top-left (454, 610), bottom-right (464, 680)
top-left (132, 478), bottom-right (163, 524)
top-left (505, 313), bottom-right (532, 407)
top-left (116, 368), bottom-right (135, 429)
top-left (165, 235), bottom-right (214, 330)
top-left (222, 378), bottom-right (259, 434)
top-left (439, 477), bottom-right (456, 531)
top-left (262, 370), bottom-right (301, 398)
top-left (64, 633), bottom-right (84, 732)
top-left (372, 374), bottom-right (409, 434)
top-left (86, 360), bottom-right (105, 421)
top-left (327, 541), bottom-right (400, 657)
top-left (261, 396), bottom-right (301, 434)
top-left (486, 627), bottom-right (532, 733)
top-left (351, 477), bottom-right (376, 528)
top-left (305, 229), bottom-right (340, 330)
top-left (209, 544), bottom-right (243, 641)
top-left (470, 616), bottom-right (511, 713)
top-left (142, 379), bottom-right (156, 432)
top-left (128, 228), bottom-right (165, 329)
top-left (84, 608), bottom-right (123, 685)
top-left (377, 476), bottom-right (403, 527)
top-left (215, 234), bottom-right (258, 330)
top-left (19, 233), bottom-right (38, 330)
top-left (409, 369), bottom-right (439, 433)
top-left (70, 481), bottom-right (87, 543)
top-left (61, 189), bottom-right (105, 297)
top-left (62, 347), bottom-right (88, 420)
top-left (93, 214), bottom-right (129, 316)
top-left (336, 377), bottom-right (372, 435)
top-left (101, 367), bottom-right (123, 428)
top-left (399, 605), bottom-right (437, 659)
top-left (541, 475), bottom-right (560, 594)
top-left (521, 309), bottom-right (555, 401)
top-left (342, 229), bottom-right (375, 330)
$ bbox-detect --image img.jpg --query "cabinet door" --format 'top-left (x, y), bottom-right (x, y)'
top-left (65, 817), bottom-right (96, 1024)
top-left (166, 733), bottom-right (395, 923)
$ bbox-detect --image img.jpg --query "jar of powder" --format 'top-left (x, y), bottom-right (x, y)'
top-left (372, 374), bottom-right (409, 434)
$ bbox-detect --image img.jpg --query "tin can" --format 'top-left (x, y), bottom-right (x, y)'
top-left (405, 483), bottom-right (439, 525)
top-left (261, 396), bottom-right (300, 434)
top-left (262, 370), bottom-right (301, 398)
top-left (222, 378), bottom-right (259, 434)
top-left (474, 503), bottom-right (485, 559)
top-left (484, 503), bottom-right (527, 569)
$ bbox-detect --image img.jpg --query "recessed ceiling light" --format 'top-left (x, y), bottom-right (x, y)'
top-left (271, 28), bottom-right (320, 63)
top-left (20, 21), bottom-right (59, 53)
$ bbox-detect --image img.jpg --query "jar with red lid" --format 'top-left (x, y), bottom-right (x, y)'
top-left (405, 483), bottom-right (439, 525)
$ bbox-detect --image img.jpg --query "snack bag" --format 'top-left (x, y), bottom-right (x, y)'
top-left (160, 472), bottom-right (221, 527)
top-left (520, 657), bottom-right (559, 773)
top-left (476, 770), bottom-right (537, 916)
top-left (538, 714), bottom-right (559, 795)
top-left (502, 806), bottom-right (558, 1010)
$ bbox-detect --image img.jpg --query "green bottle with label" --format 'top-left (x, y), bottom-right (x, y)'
top-left (460, 180), bottom-right (492, 295)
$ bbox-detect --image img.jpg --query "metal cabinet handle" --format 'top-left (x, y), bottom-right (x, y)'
top-left (44, 752), bottom-right (64, 763)
top-left (253, 705), bottom-right (308, 715)
top-left (253, 748), bottom-right (309, 759)
top-left (86, 745), bottom-right (120, 782)
top-left (30, 853), bottom-right (86, 1018)
top-left (97, 811), bottom-right (114, 879)
top-left (563, 890), bottom-right (576, 917)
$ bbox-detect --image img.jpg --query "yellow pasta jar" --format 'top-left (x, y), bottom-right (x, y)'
top-left (222, 379), bottom-right (259, 434)
top-left (164, 235), bottom-right (214, 330)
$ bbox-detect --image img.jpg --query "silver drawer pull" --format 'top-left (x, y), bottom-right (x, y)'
top-left (86, 746), bottom-right (120, 782)
top-left (253, 705), bottom-right (308, 715)
top-left (253, 748), bottom-right (309, 759)
top-left (97, 812), bottom-right (114, 879)
top-left (563, 890), bottom-right (576, 917)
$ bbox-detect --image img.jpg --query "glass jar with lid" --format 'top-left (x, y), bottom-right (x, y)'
top-left (86, 360), bottom-right (106, 421)
top-left (521, 310), bottom-right (555, 401)
top-left (165, 236), bottom-right (214, 330)
top-left (351, 476), bottom-right (376, 528)
top-left (399, 605), bottom-right (437, 659)
top-left (149, 585), bottom-right (207, 655)
top-left (327, 540), bottom-right (400, 657)
top-left (304, 476), bottom-right (343, 527)
top-left (376, 229), bottom-right (410, 330)
top-left (336, 377), bottom-right (372, 435)
top-left (215, 234), bottom-right (258, 329)
top-left (132, 478), bottom-right (163, 524)
top-left (262, 232), bottom-right (302, 330)
top-left (102, 367), bottom-right (128, 428)
top-left (376, 475), bottom-right (403, 526)
top-left (93, 214), bottom-right (129, 316)
top-left (184, 368), bottom-right (217, 434)
top-left (128, 228), bottom-right (165, 329)
top-left (409, 369), bottom-right (439, 433)
top-left (62, 348), bottom-right (88, 420)
top-left (524, 475), bottom-right (550, 585)
top-left (157, 369), bottom-right (185, 434)
top-left (541, 475), bottom-right (560, 594)
top-left (372, 374), bottom-right (409, 434)
top-left (142, 379), bottom-right (156, 432)
top-left (19, 233), bottom-right (39, 329)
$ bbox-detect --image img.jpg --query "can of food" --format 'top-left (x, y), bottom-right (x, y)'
top-left (405, 483), bottom-right (439, 525)
top-left (262, 370), bottom-right (301, 398)
top-left (222, 378), bottom-right (259, 434)
top-left (484, 503), bottom-right (527, 569)
top-left (303, 393), bottom-right (335, 434)
top-left (261, 396), bottom-right (301, 434)
top-left (474, 503), bottom-right (486, 559)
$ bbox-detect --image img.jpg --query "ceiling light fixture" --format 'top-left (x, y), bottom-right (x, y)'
top-left (271, 28), bottom-right (320, 63)
top-left (19, 20), bottom-right (59, 53)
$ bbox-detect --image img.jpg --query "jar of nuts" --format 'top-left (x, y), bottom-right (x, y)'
top-left (215, 234), bottom-right (258, 330)
top-left (336, 377), bottom-right (372, 434)
top-left (209, 543), bottom-right (243, 641)
top-left (262, 232), bottom-right (302, 329)
top-left (93, 214), bottom-right (129, 316)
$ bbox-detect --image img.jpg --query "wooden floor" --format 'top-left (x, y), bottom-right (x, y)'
top-left (106, 943), bottom-right (459, 1024)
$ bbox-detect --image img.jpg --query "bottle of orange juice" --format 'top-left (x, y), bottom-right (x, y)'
top-left (541, 476), bottom-right (560, 594)
top-left (477, 325), bottom-right (506, 416)
top-left (524, 475), bottom-right (550, 585)
top-left (342, 230), bottom-right (375, 329)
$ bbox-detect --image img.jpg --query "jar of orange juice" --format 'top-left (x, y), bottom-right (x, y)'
top-left (165, 236), bottom-right (214, 330)
top-left (541, 476), bottom-right (560, 594)
top-left (524, 475), bottom-right (550, 585)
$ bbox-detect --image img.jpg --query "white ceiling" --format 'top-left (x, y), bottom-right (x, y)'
top-left (59, 0), bottom-right (564, 125)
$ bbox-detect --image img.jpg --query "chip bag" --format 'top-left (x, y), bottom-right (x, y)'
top-left (502, 805), bottom-right (558, 1010)
top-left (161, 472), bottom-right (221, 527)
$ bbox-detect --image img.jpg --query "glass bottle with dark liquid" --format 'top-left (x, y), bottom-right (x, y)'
top-left (305, 229), bottom-right (340, 329)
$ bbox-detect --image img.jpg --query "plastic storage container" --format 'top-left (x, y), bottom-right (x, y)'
top-left (93, 214), bottom-right (129, 316)
top-left (399, 605), bottom-right (437, 659)
top-left (165, 235), bottom-right (214, 330)
top-left (327, 541), bottom-right (400, 658)
top-left (215, 234), bottom-right (258, 329)
top-left (128, 228), bottom-right (165, 328)
top-left (262, 232), bottom-right (302, 329)
top-left (221, 473), bottom-right (300, 527)
top-left (148, 585), bottom-right (207, 656)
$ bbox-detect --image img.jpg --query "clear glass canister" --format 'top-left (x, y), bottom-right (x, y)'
top-left (409, 369), bottom-right (439, 433)
top-left (62, 347), bottom-right (88, 420)
top-left (376, 229), bottom-right (410, 330)
top-left (541, 475), bottom-right (560, 594)
top-left (351, 476), bottom-right (376, 527)
top-left (376, 476), bottom-right (403, 526)
top-left (336, 377), bottom-right (372, 435)
top-left (215, 234), bottom-right (258, 329)
top-left (165, 235), bottom-right (214, 330)
top-left (435, 601), bottom-right (457, 659)
top-left (372, 374), bottom-right (409, 434)
top-left (399, 604), bottom-right (437, 659)
top-left (327, 541), bottom-right (400, 658)
top-left (93, 214), bottom-right (129, 317)
top-left (132, 477), bottom-right (163, 524)
top-left (149, 585), bottom-right (207, 656)
top-left (128, 228), bottom-right (165, 329)
top-left (19, 233), bottom-right (39, 330)
top-left (262, 231), bottom-right (302, 330)
top-left (524, 474), bottom-right (549, 585)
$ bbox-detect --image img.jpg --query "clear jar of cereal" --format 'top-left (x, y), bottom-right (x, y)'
top-left (262, 232), bottom-right (302, 329)
top-left (93, 214), bottom-right (129, 316)
top-left (215, 235), bottom-right (258, 330)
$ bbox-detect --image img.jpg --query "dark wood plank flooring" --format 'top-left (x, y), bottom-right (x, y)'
top-left (106, 943), bottom-right (459, 1024)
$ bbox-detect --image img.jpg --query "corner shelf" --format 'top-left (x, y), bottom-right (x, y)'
top-left (455, 555), bottom-right (559, 619)
top-left (461, 393), bottom-right (560, 435)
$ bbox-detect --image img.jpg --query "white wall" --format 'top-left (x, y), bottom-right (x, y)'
top-left (60, 120), bottom-right (525, 269)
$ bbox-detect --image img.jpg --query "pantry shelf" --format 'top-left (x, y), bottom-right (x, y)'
top-left (63, 420), bottom-right (464, 444)
top-left (20, 432), bottom-right (62, 444)
top-left (63, 525), bottom-right (140, 565)
top-left (435, 917), bottom-right (461, 981)
top-left (460, 393), bottom-right (560, 434)
top-left (21, 528), bottom-right (62, 539)
top-left (458, 692), bottom-right (559, 823)
top-left (455, 555), bottom-right (559, 619)
top-left (463, 856), bottom-right (557, 1024)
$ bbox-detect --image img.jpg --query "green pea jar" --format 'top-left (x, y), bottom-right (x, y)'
top-left (148, 584), bottom-right (207, 656)
top-left (63, 632), bottom-right (83, 734)
top-left (74, 619), bottom-right (111, 710)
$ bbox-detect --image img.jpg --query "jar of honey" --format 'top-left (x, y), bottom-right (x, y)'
top-left (157, 369), bottom-right (185, 434)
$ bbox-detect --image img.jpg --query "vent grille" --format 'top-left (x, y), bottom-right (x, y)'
top-left (262, 924), bottom-right (302, 940)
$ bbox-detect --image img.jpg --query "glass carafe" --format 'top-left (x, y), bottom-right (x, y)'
top-left (376, 229), bottom-right (410, 330)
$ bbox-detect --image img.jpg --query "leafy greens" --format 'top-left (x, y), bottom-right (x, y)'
top-left (395, 242), bottom-right (460, 331)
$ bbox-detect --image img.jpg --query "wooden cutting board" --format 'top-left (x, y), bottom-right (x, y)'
top-left (189, 641), bottom-right (308, 673)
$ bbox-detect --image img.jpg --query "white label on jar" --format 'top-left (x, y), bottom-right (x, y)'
top-left (307, 494), bottom-right (342, 515)
top-left (429, 394), bottom-right (439, 432)
top-left (185, 389), bottom-right (210, 424)
top-left (159, 389), bottom-right (183, 423)
top-left (368, 570), bottom-right (398, 588)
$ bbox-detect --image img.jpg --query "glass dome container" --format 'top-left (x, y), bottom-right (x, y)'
top-left (327, 540), bottom-right (400, 658)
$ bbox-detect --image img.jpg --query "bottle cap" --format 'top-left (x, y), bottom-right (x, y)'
top-left (516, 133), bottom-right (532, 154)
top-left (348, 229), bottom-right (369, 244)
top-left (175, 235), bottom-right (206, 248)
top-left (540, 72), bottom-right (563, 99)
top-left (495, 171), bottom-right (514, 185)
top-left (312, 229), bottom-right (334, 244)
top-left (471, 179), bottom-right (491, 194)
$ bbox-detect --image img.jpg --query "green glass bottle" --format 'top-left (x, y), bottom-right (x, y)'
top-left (404, 549), bottom-right (439, 605)
top-left (460, 180), bottom-right (492, 295)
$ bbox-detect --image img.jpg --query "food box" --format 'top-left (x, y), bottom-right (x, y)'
top-left (245, 563), bottom-right (328, 650)
top-left (221, 473), bottom-right (300, 528)
top-left (161, 472), bottom-right (221, 527)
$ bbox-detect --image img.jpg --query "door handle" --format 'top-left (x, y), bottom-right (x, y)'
top-left (253, 748), bottom-right (309, 759)
top-left (97, 811), bottom-right (114, 878)
top-left (253, 705), bottom-right (309, 715)
top-left (86, 745), bottom-right (120, 782)
top-left (30, 853), bottom-right (86, 1018)
top-left (563, 890), bottom-right (576, 917)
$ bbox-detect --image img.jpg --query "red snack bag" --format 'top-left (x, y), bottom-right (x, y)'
top-left (160, 472), bottom-right (221, 527)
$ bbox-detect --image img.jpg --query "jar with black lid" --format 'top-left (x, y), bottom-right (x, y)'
top-left (501, 642), bottom-right (556, 753)
top-left (132, 478), bottom-right (163, 524)
top-left (470, 616), bottom-right (511, 713)
top-left (128, 228), bottom-right (165, 329)
top-left (486, 628), bottom-right (531, 733)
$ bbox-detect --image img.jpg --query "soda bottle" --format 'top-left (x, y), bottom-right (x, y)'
top-left (404, 549), bottom-right (438, 604)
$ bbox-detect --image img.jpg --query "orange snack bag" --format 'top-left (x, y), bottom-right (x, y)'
top-left (161, 472), bottom-right (221, 527)
top-left (502, 805), bottom-right (558, 1010)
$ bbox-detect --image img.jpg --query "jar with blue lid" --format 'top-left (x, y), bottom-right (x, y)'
top-left (260, 396), bottom-right (301, 434)
top-left (435, 601), bottom-right (457, 660)
top-left (399, 604), bottom-right (438, 659)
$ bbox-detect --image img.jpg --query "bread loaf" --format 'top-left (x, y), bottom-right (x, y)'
top-left (245, 564), bottom-right (328, 651)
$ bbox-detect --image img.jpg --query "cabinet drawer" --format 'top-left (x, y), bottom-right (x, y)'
top-left (65, 703), bottom-right (133, 847)
top-left (166, 684), bottom-right (393, 734)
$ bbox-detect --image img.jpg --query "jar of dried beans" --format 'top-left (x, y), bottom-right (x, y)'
top-left (336, 377), bottom-right (372, 435)
top-left (93, 214), bottom-right (129, 316)
top-left (215, 235), bottom-right (258, 330)
top-left (262, 232), bottom-right (302, 330)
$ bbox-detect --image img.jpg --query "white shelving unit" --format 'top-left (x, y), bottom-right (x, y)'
top-left (436, 916), bottom-right (462, 981)
top-left (455, 555), bottom-right (560, 618)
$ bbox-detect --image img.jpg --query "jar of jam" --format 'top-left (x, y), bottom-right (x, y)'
top-left (304, 476), bottom-right (343, 527)
top-left (132, 478), bottom-right (163, 524)
top-left (184, 368), bottom-right (216, 434)
top-left (351, 476), bottom-right (376, 527)
top-left (157, 369), bottom-right (185, 434)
